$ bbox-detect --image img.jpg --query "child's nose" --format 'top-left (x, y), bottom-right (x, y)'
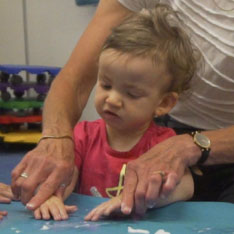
top-left (106, 91), bottom-right (122, 107)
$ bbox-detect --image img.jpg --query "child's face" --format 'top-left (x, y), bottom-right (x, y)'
top-left (95, 49), bottom-right (171, 132)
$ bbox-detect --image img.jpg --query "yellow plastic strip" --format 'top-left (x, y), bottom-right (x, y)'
top-left (106, 164), bottom-right (126, 198)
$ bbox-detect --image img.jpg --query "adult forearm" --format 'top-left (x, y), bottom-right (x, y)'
top-left (42, 0), bottom-right (131, 137)
top-left (202, 125), bottom-right (234, 165)
top-left (42, 71), bottom-right (90, 136)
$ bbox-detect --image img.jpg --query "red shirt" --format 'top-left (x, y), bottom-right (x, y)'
top-left (74, 119), bottom-right (175, 198)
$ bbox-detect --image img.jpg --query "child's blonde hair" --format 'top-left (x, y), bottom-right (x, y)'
top-left (102, 4), bottom-right (200, 94)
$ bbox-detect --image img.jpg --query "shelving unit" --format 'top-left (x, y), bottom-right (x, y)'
top-left (0, 64), bottom-right (60, 144)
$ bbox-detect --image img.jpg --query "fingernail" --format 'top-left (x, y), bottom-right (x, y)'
top-left (121, 203), bottom-right (132, 214)
top-left (26, 203), bottom-right (34, 210)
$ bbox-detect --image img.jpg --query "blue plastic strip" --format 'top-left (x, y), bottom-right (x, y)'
top-left (75, 0), bottom-right (99, 6)
top-left (0, 64), bottom-right (61, 76)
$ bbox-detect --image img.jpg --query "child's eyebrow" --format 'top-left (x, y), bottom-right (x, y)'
top-left (125, 84), bottom-right (142, 90)
top-left (98, 73), bottom-right (111, 81)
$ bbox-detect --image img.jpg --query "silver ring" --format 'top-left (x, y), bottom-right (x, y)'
top-left (20, 172), bottom-right (28, 178)
top-left (60, 183), bottom-right (66, 188)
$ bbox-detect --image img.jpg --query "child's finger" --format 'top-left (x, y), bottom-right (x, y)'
top-left (57, 205), bottom-right (68, 220)
top-left (84, 207), bottom-right (100, 221)
top-left (106, 197), bottom-right (122, 214)
top-left (51, 197), bottom-right (69, 220)
top-left (40, 204), bottom-right (51, 220)
top-left (85, 197), bottom-right (122, 221)
top-left (85, 204), bottom-right (108, 221)
top-left (65, 205), bottom-right (78, 213)
top-left (0, 191), bottom-right (14, 200)
top-left (34, 208), bottom-right (42, 220)
top-left (91, 206), bottom-right (108, 221)
top-left (0, 210), bottom-right (8, 220)
top-left (0, 196), bottom-right (11, 204)
top-left (103, 202), bottom-right (121, 216)
top-left (48, 202), bottom-right (63, 221)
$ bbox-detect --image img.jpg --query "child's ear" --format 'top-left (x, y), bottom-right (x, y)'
top-left (155, 92), bottom-right (178, 117)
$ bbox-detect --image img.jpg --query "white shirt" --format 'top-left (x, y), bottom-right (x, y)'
top-left (118, 0), bottom-right (234, 130)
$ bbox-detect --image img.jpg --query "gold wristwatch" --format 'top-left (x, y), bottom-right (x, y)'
top-left (189, 131), bottom-right (211, 165)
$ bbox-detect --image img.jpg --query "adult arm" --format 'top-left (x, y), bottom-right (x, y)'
top-left (121, 125), bottom-right (234, 215)
top-left (11, 0), bottom-right (132, 210)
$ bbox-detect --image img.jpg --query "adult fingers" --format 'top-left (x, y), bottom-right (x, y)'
top-left (26, 166), bottom-right (73, 210)
top-left (160, 172), bottom-right (178, 198)
top-left (121, 163), bottom-right (138, 215)
top-left (12, 139), bottom-right (75, 206)
top-left (54, 184), bottom-right (67, 199)
top-left (145, 172), bottom-right (165, 209)
top-left (134, 174), bottom-right (148, 216)
top-left (11, 148), bottom-right (45, 201)
top-left (11, 157), bottom-right (28, 199)
top-left (20, 169), bottom-right (48, 205)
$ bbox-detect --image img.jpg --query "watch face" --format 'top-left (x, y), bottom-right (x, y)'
top-left (195, 132), bottom-right (211, 148)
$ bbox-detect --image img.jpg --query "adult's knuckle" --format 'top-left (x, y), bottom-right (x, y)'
top-left (149, 174), bottom-right (161, 184)
top-left (21, 182), bottom-right (33, 193)
top-left (11, 170), bottom-right (18, 179)
top-left (126, 160), bottom-right (137, 170)
top-left (135, 190), bottom-right (145, 200)
top-left (58, 162), bottom-right (71, 171)
top-left (15, 179), bottom-right (23, 188)
top-left (42, 182), bottom-right (56, 192)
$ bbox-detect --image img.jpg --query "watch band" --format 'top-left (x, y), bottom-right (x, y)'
top-left (196, 147), bottom-right (210, 165)
top-left (189, 131), bottom-right (211, 165)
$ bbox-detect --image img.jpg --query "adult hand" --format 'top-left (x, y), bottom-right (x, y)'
top-left (11, 138), bottom-right (75, 210)
top-left (121, 134), bottom-right (200, 215)
top-left (0, 182), bottom-right (14, 203)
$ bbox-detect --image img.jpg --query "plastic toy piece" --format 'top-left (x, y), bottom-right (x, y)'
top-left (75, 0), bottom-right (98, 5)
top-left (0, 72), bottom-right (10, 82)
top-left (0, 115), bottom-right (42, 124)
top-left (0, 130), bottom-right (41, 144)
top-left (0, 65), bottom-right (60, 101)
top-left (0, 64), bottom-right (60, 76)
top-left (0, 100), bottom-right (43, 109)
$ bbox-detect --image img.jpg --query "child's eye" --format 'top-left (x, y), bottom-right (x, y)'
top-left (101, 84), bottom-right (111, 90)
top-left (127, 92), bottom-right (139, 99)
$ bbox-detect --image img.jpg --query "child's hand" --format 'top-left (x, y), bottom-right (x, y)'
top-left (0, 210), bottom-right (8, 220)
top-left (0, 182), bottom-right (14, 203)
top-left (85, 195), bottom-right (123, 221)
top-left (34, 196), bottom-right (77, 221)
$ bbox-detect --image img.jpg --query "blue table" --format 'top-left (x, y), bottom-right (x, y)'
top-left (1, 193), bottom-right (234, 234)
